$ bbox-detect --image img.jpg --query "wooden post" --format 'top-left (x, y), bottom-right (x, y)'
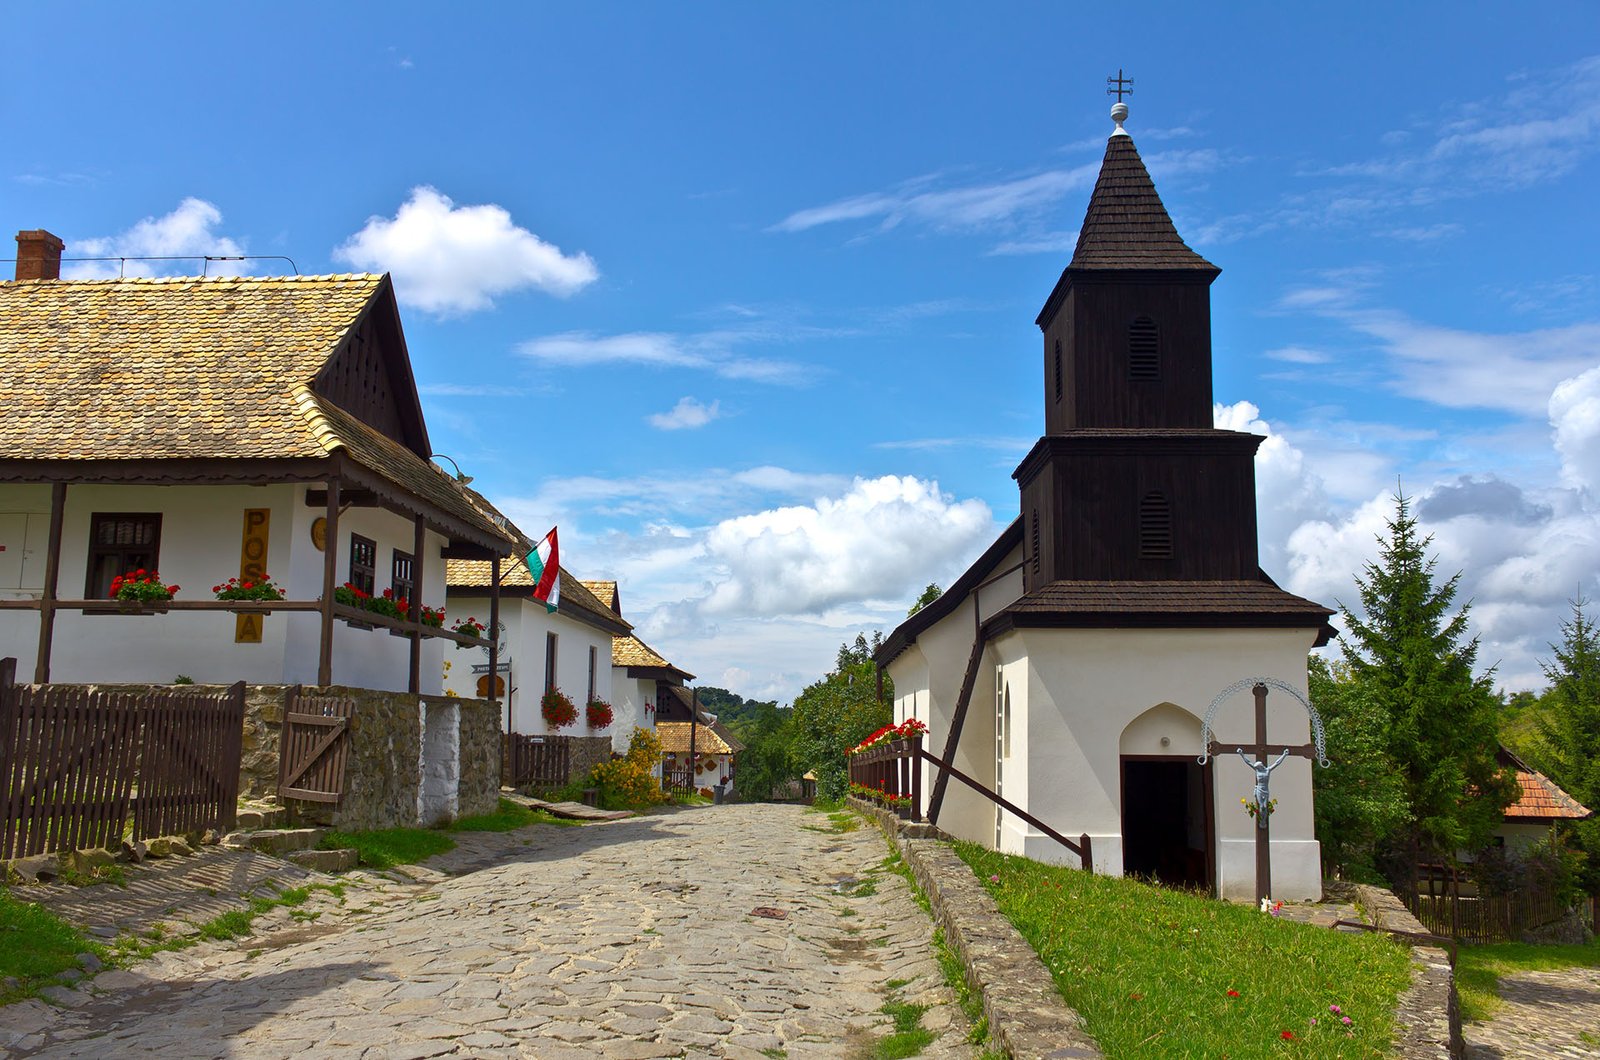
top-left (1254, 683), bottom-right (1271, 904)
top-left (489, 556), bottom-right (502, 718)
top-left (408, 514), bottom-right (424, 695)
top-left (911, 737), bottom-right (923, 821)
top-left (317, 478), bottom-right (340, 687)
top-left (33, 482), bottom-right (66, 684)
top-left (689, 687), bottom-right (699, 789)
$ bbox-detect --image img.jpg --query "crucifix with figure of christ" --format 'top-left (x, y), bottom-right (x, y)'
top-left (1201, 682), bottom-right (1327, 905)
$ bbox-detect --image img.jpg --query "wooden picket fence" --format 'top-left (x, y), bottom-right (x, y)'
top-left (1409, 889), bottom-right (1572, 944)
top-left (0, 658), bottom-right (245, 859)
top-left (503, 732), bottom-right (572, 789)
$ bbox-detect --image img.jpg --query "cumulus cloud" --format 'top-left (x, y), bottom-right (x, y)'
top-left (334, 186), bottom-right (597, 314)
top-left (648, 397), bottom-right (722, 431)
top-left (697, 476), bottom-right (993, 618)
top-left (1551, 366), bottom-right (1600, 493)
top-left (65, 199), bottom-right (249, 279)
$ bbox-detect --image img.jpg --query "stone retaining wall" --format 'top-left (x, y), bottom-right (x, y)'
top-left (566, 734), bottom-right (616, 785)
top-left (851, 797), bottom-right (1102, 1059)
top-left (1355, 884), bottom-right (1464, 1059)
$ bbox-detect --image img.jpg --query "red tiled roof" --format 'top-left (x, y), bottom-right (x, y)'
top-left (1506, 769), bottom-right (1592, 821)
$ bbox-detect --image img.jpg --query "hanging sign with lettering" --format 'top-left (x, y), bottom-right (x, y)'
top-left (235, 508), bottom-right (270, 643)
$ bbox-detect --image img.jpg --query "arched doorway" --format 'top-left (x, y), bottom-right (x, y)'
top-left (1119, 703), bottom-right (1213, 891)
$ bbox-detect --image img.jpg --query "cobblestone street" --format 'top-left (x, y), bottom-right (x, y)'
top-left (1464, 965), bottom-right (1600, 1059)
top-left (2, 805), bottom-right (973, 1059)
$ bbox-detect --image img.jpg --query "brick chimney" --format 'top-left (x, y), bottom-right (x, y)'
top-left (15, 229), bottom-right (65, 281)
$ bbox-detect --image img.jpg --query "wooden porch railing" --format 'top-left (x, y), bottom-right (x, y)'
top-left (847, 734), bottom-right (1093, 872)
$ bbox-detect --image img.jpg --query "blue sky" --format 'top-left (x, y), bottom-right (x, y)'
top-left (7, 4), bottom-right (1599, 701)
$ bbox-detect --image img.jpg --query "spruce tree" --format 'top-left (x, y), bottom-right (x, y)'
top-left (1338, 491), bottom-right (1517, 887)
top-left (1533, 598), bottom-right (1600, 891)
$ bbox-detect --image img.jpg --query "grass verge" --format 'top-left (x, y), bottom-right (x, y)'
top-left (1455, 937), bottom-right (1600, 1023)
top-left (316, 827), bottom-right (455, 869)
top-left (449, 797), bottom-right (582, 832)
top-left (0, 887), bottom-right (106, 1005)
top-left (953, 841), bottom-right (1411, 1059)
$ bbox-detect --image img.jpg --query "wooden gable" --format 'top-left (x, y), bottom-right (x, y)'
top-left (311, 276), bottom-right (432, 459)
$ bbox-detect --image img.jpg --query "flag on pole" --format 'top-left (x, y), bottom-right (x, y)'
top-left (523, 527), bottom-right (561, 613)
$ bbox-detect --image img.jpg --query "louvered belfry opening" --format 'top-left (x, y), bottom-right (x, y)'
top-left (1138, 491), bottom-right (1173, 560)
top-left (1129, 316), bottom-right (1159, 381)
top-left (1032, 508), bottom-right (1041, 574)
top-left (1053, 339), bottom-right (1063, 402)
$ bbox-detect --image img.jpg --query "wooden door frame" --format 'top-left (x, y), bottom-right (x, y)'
top-left (1119, 753), bottom-right (1216, 896)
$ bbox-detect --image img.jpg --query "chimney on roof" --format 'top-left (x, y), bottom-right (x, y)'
top-left (15, 229), bottom-right (65, 281)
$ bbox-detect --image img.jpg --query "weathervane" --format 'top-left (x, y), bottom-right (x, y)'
top-left (1105, 68), bottom-right (1134, 102)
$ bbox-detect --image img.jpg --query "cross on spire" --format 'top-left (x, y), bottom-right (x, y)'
top-left (1106, 68), bottom-right (1134, 102)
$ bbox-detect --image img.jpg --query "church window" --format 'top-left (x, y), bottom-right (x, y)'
top-left (1139, 491), bottom-right (1173, 559)
top-left (1129, 316), bottom-right (1159, 381)
top-left (1053, 339), bottom-right (1062, 402)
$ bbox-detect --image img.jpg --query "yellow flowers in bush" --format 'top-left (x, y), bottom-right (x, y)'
top-left (588, 727), bottom-right (671, 810)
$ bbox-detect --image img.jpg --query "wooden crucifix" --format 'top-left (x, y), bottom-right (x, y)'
top-left (1200, 679), bottom-right (1329, 905)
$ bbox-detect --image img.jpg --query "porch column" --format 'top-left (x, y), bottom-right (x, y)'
top-left (408, 513), bottom-right (424, 695)
top-left (489, 555), bottom-right (502, 722)
top-left (317, 478), bottom-right (341, 687)
top-left (33, 481), bottom-right (66, 684)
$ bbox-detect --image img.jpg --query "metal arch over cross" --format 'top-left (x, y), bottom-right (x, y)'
top-left (1106, 69), bottom-right (1134, 102)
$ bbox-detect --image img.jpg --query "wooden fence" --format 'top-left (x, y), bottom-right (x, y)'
top-left (503, 732), bottom-right (572, 789)
top-left (0, 659), bottom-right (245, 859)
top-left (1408, 889), bottom-right (1572, 944)
top-left (663, 767), bottom-right (695, 795)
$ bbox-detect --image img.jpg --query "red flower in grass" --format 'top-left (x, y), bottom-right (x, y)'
top-left (1280, 1030), bottom-right (1295, 1040)
top-left (1227, 989), bottom-right (1241, 998)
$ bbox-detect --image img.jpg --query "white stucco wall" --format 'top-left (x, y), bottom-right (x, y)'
top-left (611, 672), bottom-right (658, 753)
top-left (1, 483), bottom-right (447, 694)
top-left (441, 591), bottom-right (614, 741)
top-left (1011, 626), bottom-right (1323, 901)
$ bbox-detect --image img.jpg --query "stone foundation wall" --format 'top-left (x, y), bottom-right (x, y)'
top-left (567, 735), bottom-right (616, 785)
top-left (442, 694), bottom-right (499, 819)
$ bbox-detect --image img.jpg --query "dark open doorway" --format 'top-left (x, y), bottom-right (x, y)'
top-left (1120, 756), bottom-right (1213, 891)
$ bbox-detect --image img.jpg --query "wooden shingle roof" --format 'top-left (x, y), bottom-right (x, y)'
top-left (992, 580), bottom-right (1334, 644)
top-left (1068, 135), bottom-right (1218, 273)
top-left (656, 720), bottom-right (741, 756)
top-left (581, 580), bottom-right (620, 614)
top-left (0, 273), bottom-right (511, 548)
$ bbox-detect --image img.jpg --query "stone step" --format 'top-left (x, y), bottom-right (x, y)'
top-left (246, 828), bottom-right (326, 856)
top-left (234, 807), bottom-right (287, 830)
top-left (286, 848), bottom-right (358, 874)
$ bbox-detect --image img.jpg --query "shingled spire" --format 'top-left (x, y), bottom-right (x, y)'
top-left (1068, 134), bottom-right (1217, 272)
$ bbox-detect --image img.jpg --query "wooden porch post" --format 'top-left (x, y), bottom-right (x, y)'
top-left (317, 478), bottom-right (341, 687)
top-left (33, 482), bottom-right (66, 684)
top-left (408, 513), bottom-right (424, 695)
top-left (489, 556), bottom-right (502, 720)
top-left (689, 687), bottom-right (699, 787)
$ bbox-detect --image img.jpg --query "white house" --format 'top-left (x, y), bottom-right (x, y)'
top-left (581, 580), bottom-right (698, 755)
top-left (443, 558), bottom-right (631, 745)
top-left (877, 106), bottom-right (1335, 901)
top-left (0, 231), bottom-right (515, 693)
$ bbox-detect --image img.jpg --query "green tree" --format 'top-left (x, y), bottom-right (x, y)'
top-left (1309, 655), bottom-right (1409, 882)
top-left (908, 582), bottom-right (944, 617)
top-left (1338, 491), bottom-right (1517, 889)
top-left (1532, 598), bottom-right (1600, 892)
top-left (790, 633), bottom-right (893, 800)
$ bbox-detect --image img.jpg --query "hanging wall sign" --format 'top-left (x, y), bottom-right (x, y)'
top-left (236, 508), bottom-right (270, 643)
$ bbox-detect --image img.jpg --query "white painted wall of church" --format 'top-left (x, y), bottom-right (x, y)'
top-left (1007, 626), bottom-right (1322, 901)
top-left (0, 483), bottom-right (447, 694)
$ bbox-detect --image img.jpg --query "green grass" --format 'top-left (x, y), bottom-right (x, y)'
top-left (871, 997), bottom-right (935, 1059)
top-left (803, 811), bottom-right (862, 835)
top-left (316, 827), bottom-right (455, 869)
top-left (449, 797), bottom-right (581, 832)
top-left (0, 887), bottom-right (106, 1004)
top-left (953, 841), bottom-right (1411, 1059)
top-left (1455, 937), bottom-right (1600, 1023)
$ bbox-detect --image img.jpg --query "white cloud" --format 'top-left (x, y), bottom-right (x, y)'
top-left (518, 330), bottom-right (807, 385)
top-left (334, 186), bottom-right (597, 314)
top-left (648, 397), bottom-right (722, 431)
top-left (65, 199), bottom-right (249, 279)
top-left (1263, 345), bottom-right (1332, 365)
top-left (1551, 366), bottom-right (1600, 493)
top-left (696, 476), bottom-right (993, 618)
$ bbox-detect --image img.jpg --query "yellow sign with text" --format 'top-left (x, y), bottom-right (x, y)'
top-left (235, 508), bottom-right (270, 643)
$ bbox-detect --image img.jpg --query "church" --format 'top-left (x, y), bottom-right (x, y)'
top-left (875, 98), bottom-right (1336, 901)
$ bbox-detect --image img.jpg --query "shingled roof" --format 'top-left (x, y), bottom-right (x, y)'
top-left (581, 580), bottom-right (620, 615)
top-left (0, 273), bottom-right (512, 548)
top-left (656, 720), bottom-right (744, 756)
top-left (1499, 747), bottom-right (1592, 822)
top-left (613, 633), bottom-right (694, 681)
top-left (1068, 134), bottom-right (1218, 273)
top-left (444, 556), bottom-right (631, 636)
top-left (990, 579), bottom-right (1335, 645)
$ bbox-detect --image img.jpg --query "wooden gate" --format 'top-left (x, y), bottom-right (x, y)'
top-left (503, 732), bottom-right (571, 788)
top-left (278, 686), bottom-right (356, 804)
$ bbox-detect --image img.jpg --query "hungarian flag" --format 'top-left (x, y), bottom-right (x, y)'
top-left (523, 528), bottom-right (561, 613)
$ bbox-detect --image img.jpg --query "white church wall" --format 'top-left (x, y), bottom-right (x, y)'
top-left (886, 543), bottom-right (1024, 843)
top-left (1015, 626), bottom-right (1323, 901)
top-left (993, 645), bottom-right (1032, 855)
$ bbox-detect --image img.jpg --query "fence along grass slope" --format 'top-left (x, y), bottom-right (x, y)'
top-left (0, 658), bottom-right (244, 859)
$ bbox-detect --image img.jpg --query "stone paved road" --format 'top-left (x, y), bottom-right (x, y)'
top-left (1464, 965), bottom-right (1600, 1059)
top-left (5, 804), bottom-right (974, 1059)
